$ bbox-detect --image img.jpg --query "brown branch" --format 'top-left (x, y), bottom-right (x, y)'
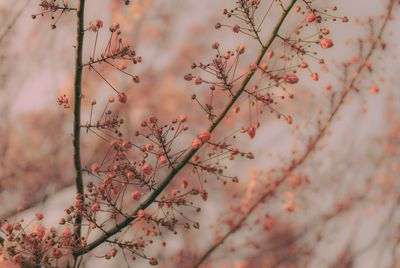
top-left (193, 1), bottom-right (396, 266)
top-left (72, 0), bottom-right (298, 257)
top-left (73, 0), bottom-right (85, 245)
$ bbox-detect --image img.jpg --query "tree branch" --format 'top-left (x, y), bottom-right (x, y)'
top-left (73, 0), bottom-right (85, 243)
top-left (72, 0), bottom-right (298, 256)
top-left (193, 0), bottom-right (396, 265)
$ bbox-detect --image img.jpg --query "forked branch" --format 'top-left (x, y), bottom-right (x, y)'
top-left (72, 0), bottom-right (298, 256)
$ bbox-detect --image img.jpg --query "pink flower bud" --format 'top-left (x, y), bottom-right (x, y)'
top-left (148, 116), bottom-right (157, 124)
top-left (137, 209), bottom-right (149, 220)
top-left (311, 72), bottom-right (319, 81)
top-left (247, 127), bottom-right (256, 139)
top-left (33, 224), bottom-right (46, 239)
top-left (159, 155), bottom-right (167, 164)
top-left (145, 143), bottom-right (154, 151)
top-left (91, 163), bottom-right (101, 173)
top-left (320, 38), bottom-right (334, 48)
top-left (53, 248), bottom-right (62, 259)
top-left (248, 64), bottom-right (257, 72)
top-left (141, 163), bottom-right (153, 175)
top-left (306, 12), bottom-right (316, 22)
top-left (122, 141), bottom-right (131, 149)
top-left (118, 92), bottom-right (128, 103)
top-left (117, 62), bottom-right (128, 70)
top-left (197, 130), bottom-right (211, 143)
top-left (131, 191), bottom-right (141, 201)
top-left (194, 76), bottom-right (202, 85)
top-left (212, 42), bottom-right (220, 49)
top-left (191, 138), bottom-right (202, 149)
top-left (283, 74), bottom-right (299, 84)
top-left (321, 27), bottom-right (330, 35)
top-left (90, 19), bottom-right (103, 31)
top-left (62, 227), bottom-right (71, 239)
top-left (184, 73), bottom-right (193, 81)
top-left (299, 61), bottom-right (308, 68)
top-left (179, 115), bottom-right (187, 122)
top-left (236, 44), bottom-right (245, 55)
top-left (370, 84), bottom-right (379, 93)
top-left (232, 24), bottom-right (240, 33)
top-left (35, 212), bottom-right (44, 221)
top-left (259, 62), bottom-right (268, 70)
top-left (12, 254), bottom-right (23, 264)
top-left (91, 203), bottom-right (100, 212)
top-left (3, 223), bottom-right (12, 232)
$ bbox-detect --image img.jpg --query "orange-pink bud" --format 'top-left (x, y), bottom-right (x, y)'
top-left (91, 163), bottom-right (101, 173)
top-left (141, 163), bottom-right (153, 175)
top-left (197, 130), bottom-right (211, 143)
top-left (320, 38), bottom-right (334, 48)
top-left (118, 92), bottom-right (128, 103)
top-left (191, 138), bottom-right (202, 149)
top-left (306, 12), bottom-right (316, 22)
top-left (131, 191), bottom-right (141, 201)
top-left (283, 74), bottom-right (299, 84)
top-left (247, 127), bottom-right (256, 139)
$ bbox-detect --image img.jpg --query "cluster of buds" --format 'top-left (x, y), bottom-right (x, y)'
top-left (32, 0), bottom-right (77, 29)
top-left (0, 215), bottom-right (70, 267)
top-left (84, 21), bottom-right (142, 101)
top-left (215, 0), bottom-right (265, 46)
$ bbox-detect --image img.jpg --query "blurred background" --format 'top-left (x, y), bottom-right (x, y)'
top-left (0, 0), bottom-right (399, 267)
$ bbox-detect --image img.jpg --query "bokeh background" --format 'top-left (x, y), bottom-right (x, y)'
top-left (0, 0), bottom-right (399, 267)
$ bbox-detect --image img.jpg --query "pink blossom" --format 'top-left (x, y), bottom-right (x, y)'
top-left (248, 64), bottom-right (257, 72)
top-left (191, 138), bottom-right (202, 149)
top-left (145, 143), bottom-right (154, 151)
top-left (90, 19), bottom-right (103, 31)
top-left (131, 191), bottom-right (141, 201)
top-left (35, 212), bottom-right (44, 221)
top-left (194, 76), bottom-right (202, 85)
top-left (179, 114), bottom-right (187, 122)
top-left (159, 155), bottom-right (167, 164)
top-left (306, 12), bottom-right (316, 22)
top-left (370, 84), bottom-right (379, 93)
top-left (184, 73), bottom-right (193, 81)
top-left (3, 223), bottom-right (12, 232)
top-left (62, 227), bottom-right (71, 239)
top-left (282, 74), bottom-right (299, 84)
top-left (91, 163), bottom-right (100, 173)
top-left (91, 203), bottom-right (100, 212)
top-left (232, 24), bottom-right (240, 33)
top-left (33, 224), bottom-right (46, 239)
top-left (197, 130), bottom-right (211, 143)
top-left (118, 92), bottom-right (128, 103)
top-left (141, 163), bottom-right (153, 175)
top-left (247, 127), bottom-right (256, 139)
top-left (236, 44), bottom-right (245, 55)
top-left (311, 72), bottom-right (319, 81)
top-left (320, 38), bottom-right (334, 48)
top-left (12, 254), bottom-right (23, 264)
